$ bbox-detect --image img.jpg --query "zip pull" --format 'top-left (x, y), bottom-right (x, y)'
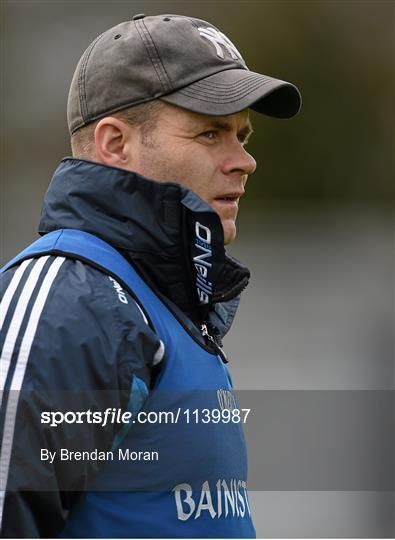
top-left (200, 323), bottom-right (228, 364)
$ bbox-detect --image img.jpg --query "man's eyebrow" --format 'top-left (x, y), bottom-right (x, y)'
top-left (199, 118), bottom-right (254, 138)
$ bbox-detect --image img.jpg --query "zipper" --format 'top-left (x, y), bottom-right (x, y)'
top-left (200, 323), bottom-right (228, 364)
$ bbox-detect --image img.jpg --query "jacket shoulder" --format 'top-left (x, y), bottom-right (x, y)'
top-left (0, 255), bottom-right (164, 392)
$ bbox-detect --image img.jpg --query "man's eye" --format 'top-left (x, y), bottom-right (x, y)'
top-left (199, 131), bottom-right (217, 141)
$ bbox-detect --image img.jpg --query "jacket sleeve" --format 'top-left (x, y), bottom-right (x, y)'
top-left (0, 256), bottom-right (164, 538)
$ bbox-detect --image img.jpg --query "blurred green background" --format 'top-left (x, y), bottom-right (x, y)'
top-left (1, 0), bottom-right (393, 260)
top-left (1, 1), bottom-right (393, 537)
top-left (1, 1), bottom-right (393, 216)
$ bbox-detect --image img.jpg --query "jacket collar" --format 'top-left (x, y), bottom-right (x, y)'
top-left (39, 158), bottom-right (250, 327)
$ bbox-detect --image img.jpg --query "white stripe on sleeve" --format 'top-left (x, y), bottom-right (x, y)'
top-left (0, 256), bottom-right (49, 401)
top-left (0, 256), bottom-right (65, 525)
top-left (0, 259), bottom-right (33, 331)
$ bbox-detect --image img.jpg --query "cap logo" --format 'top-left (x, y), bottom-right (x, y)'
top-left (198, 27), bottom-right (243, 61)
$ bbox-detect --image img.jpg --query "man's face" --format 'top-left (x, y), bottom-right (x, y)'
top-left (123, 103), bottom-right (256, 245)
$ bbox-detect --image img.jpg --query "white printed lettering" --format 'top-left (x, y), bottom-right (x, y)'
top-left (173, 483), bottom-right (196, 521)
top-left (222, 479), bottom-right (235, 517)
top-left (195, 480), bottom-right (216, 519)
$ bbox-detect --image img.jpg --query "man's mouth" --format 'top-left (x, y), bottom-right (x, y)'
top-left (214, 191), bottom-right (243, 203)
top-left (215, 196), bottom-right (238, 202)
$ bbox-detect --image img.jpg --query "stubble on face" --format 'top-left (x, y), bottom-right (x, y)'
top-left (128, 104), bottom-right (255, 245)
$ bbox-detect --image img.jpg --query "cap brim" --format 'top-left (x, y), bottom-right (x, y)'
top-left (161, 68), bottom-right (301, 118)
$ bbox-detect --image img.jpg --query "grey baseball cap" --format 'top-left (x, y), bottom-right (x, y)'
top-left (67, 13), bottom-right (302, 134)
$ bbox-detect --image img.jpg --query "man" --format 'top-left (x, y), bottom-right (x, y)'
top-left (0, 14), bottom-right (301, 538)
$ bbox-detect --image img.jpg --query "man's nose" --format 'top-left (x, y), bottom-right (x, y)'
top-left (222, 143), bottom-right (257, 177)
top-left (242, 148), bottom-right (257, 176)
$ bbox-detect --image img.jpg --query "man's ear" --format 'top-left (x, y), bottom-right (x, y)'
top-left (94, 117), bottom-right (136, 169)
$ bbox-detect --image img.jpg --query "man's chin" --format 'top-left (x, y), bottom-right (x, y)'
top-left (222, 221), bottom-right (237, 245)
top-left (209, 203), bottom-right (237, 244)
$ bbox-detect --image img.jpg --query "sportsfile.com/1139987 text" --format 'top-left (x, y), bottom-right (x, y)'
top-left (40, 407), bottom-right (251, 428)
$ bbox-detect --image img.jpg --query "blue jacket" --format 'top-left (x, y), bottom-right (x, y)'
top-left (0, 158), bottom-right (252, 538)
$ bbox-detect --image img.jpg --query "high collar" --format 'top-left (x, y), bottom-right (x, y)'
top-left (39, 158), bottom-right (250, 325)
